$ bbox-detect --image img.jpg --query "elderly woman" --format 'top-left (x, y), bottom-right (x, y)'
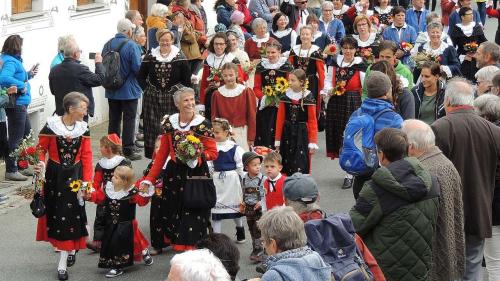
top-left (270, 13), bottom-right (298, 56)
top-left (474, 93), bottom-right (500, 281)
top-left (411, 61), bottom-right (446, 124)
top-left (215, 0), bottom-right (236, 28)
top-left (319, 2), bottom-right (346, 44)
top-left (146, 3), bottom-right (169, 50)
top-left (34, 92), bottom-right (92, 281)
top-left (0, 35), bottom-right (38, 181)
top-left (353, 15), bottom-right (381, 63)
top-left (138, 29), bottom-right (191, 159)
top-left (140, 87), bottom-right (217, 252)
top-left (412, 22), bottom-right (461, 80)
top-left (168, 249), bottom-right (231, 281)
top-left (132, 26), bottom-right (147, 55)
top-left (296, 14), bottom-right (332, 50)
top-left (332, 0), bottom-right (350, 21)
top-left (476, 66), bottom-right (500, 96)
top-left (450, 7), bottom-right (488, 82)
top-left (253, 206), bottom-right (331, 281)
top-left (245, 18), bottom-right (279, 61)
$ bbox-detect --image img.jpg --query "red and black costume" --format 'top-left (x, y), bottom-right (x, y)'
top-left (263, 173), bottom-right (287, 210)
top-left (275, 90), bottom-right (318, 175)
top-left (244, 34), bottom-right (279, 61)
top-left (36, 116), bottom-right (93, 251)
top-left (141, 114), bottom-right (218, 251)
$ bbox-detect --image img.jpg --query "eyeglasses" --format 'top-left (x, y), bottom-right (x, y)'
top-left (323, 9), bottom-right (333, 12)
top-left (296, 1), bottom-right (308, 4)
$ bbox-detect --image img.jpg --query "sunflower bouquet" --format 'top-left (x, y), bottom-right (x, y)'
top-left (69, 180), bottom-right (92, 206)
top-left (464, 42), bottom-right (479, 53)
top-left (263, 76), bottom-right (289, 106)
top-left (175, 134), bottom-right (205, 168)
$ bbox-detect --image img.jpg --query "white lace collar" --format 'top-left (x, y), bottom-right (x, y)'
top-left (252, 33), bottom-right (271, 47)
top-left (261, 57), bottom-right (288, 69)
top-left (313, 31), bottom-right (323, 41)
top-left (353, 33), bottom-right (377, 47)
top-left (286, 89), bottom-right (311, 100)
top-left (374, 5), bottom-right (393, 13)
top-left (336, 55), bottom-right (363, 66)
top-left (422, 41), bottom-right (449, 56)
top-left (169, 113), bottom-right (205, 132)
top-left (333, 5), bottom-right (349, 15)
top-left (272, 29), bottom-right (293, 38)
top-left (218, 84), bottom-right (246, 97)
top-left (105, 182), bottom-right (133, 200)
top-left (46, 116), bottom-right (88, 138)
top-left (206, 52), bottom-right (236, 68)
top-left (268, 173), bottom-right (282, 182)
top-left (390, 22), bottom-right (408, 29)
top-left (456, 22), bottom-right (476, 37)
top-left (292, 44), bottom-right (320, 57)
top-left (151, 45), bottom-right (180, 62)
top-left (98, 155), bottom-right (126, 170)
top-left (216, 139), bottom-right (237, 152)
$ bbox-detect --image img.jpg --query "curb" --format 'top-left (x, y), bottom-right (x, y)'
top-left (0, 177), bottom-right (34, 213)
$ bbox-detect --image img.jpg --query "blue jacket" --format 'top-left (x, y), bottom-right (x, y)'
top-left (50, 52), bottom-right (65, 69)
top-left (216, 4), bottom-right (234, 28)
top-left (382, 24), bottom-right (417, 65)
top-left (102, 34), bottom-right (142, 100)
top-left (0, 54), bottom-right (31, 106)
top-left (406, 8), bottom-right (430, 33)
top-left (319, 19), bottom-right (345, 43)
top-left (448, 9), bottom-right (481, 35)
top-left (249, 0), bottom-right (274, 27)
top-left (359, 98), bottom-right (403, 132)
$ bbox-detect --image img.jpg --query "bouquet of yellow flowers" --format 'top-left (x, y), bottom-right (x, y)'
top-left (263, 76), bottom-right (289, 106)
top-left (175, 134), bottom-right (205, 168)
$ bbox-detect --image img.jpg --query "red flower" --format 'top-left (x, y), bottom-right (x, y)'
top-left (20, 150), bottom-right (27, 157)
top-left (18, 160), bottom-right (29, 169)
top-left (213, 75), bottom-right (220, 82)
top-left (329, 45), bottom-right (337, 53)
top-left (26, 146), bottom-right (36, 155)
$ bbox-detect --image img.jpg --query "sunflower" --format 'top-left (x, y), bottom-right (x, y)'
top-left (186, 135), bottom-right (201, 144)
top-left (264, 86), bottom-right (274, 97)
top-left (69, 180), bottom-right (82, 193)
top-left (304, 79), bottom-right (309, 91)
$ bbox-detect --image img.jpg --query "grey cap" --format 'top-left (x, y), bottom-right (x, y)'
top-left (284, 173), bottom-right (319, 203)
top-left (117, 18), bottom-right (135, 33)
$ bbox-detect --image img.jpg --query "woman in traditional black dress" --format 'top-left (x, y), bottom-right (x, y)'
top-left (253, 42), bottom-right (293, 149)
top-left (140, 87), bottom-right (218, 252)
top-left (450, 7), bottom-right (488, 82)
top-left (270, 12), bottom-right (298, 56)
top-left (138, 29), bottom-right (191, 159)
top-left (352, 15), bottom-right (382, 63)
top-left (35, 92), bottom-right (93, 281)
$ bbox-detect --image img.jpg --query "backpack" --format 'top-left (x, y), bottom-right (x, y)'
top-left (102, 39), bottom-right (129, 90)
top-left (305, 213), bottom-right (374, 281)
top-left (339, 108), bottom-right (392, 176)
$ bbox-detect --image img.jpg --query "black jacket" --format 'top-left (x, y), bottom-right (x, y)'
top-left (49, 57), bottom-right (104, 116)
top-left (411, 79), bottom-right (446, 122)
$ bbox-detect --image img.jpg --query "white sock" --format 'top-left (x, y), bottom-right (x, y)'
top-left (212, 220), bottom-right (222, 233)
top-left (70, 250), bottom-right (76, 255)
top-left (58, 251), bottom-right (68, 271)
top-left (345, 173), bottom-right (353, 179)
top-left (234, 217), bottom-right (243, 228)
top-left (142, 249), bottom-right (148, 255)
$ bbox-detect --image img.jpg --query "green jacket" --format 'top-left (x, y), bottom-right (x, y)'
top-left (350, 157), bottom-right (439, 281)
top-left (362, 60), bottom-right (414, 100)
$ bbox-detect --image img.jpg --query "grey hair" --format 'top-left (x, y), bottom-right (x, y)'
top-left (133, 25), bottom-right (145, 38)
top-left (425, 12), bottom-right (441, 25)
top-left (252, 18), bottom-right (268, 31)
top-left (366, 71), bottom-right (392, 98)
top-left (257, 206), bottom-right (307, 252)
top-left (475, 65), bottom-right (500, 83)
top-left (286, 199), bottom-right (322, 216)
top-left (426, 21), bottom-right (443, 32)
top-left (117, 18), bottom-right (135, 34)
top-left (62, 37), bottom-right (79, 58)
top-left (169, 249), bottom-right (231, 281)
top-left (63, 92), bottom-right (89, 114)
top-left (321, 1), bottom-right (334, 10)
top-left (474, 94), bottom-right (500, 122)
top-left (445, 77), bottom-right (475, 107)
top-left (493, 70), bottom-right (500, 87)
top-left (480, 42), bottom-right (500, 63)
top-left (173, 87), bottom-right (196, 106)
top-left (57, 35), bottom-right (74, 52)
top-left (150, 3), bottom-right (169, 17)
top-left (401, 119), bottom-right (436, 151)
top-left (125, 10), bottom-right (140, 22)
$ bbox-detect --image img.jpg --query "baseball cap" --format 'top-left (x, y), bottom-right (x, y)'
top-left (284, 172), bottom-right (319, 204)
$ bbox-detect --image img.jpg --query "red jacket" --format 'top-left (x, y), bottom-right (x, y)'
top-left (237, 0), bottom-right (254, 27)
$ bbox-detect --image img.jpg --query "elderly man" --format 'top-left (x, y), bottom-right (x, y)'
top-left (475, 65), bottom-right (500, 95)
top-left (318, 1), bottom-right (345, 43)
top-left (350, 128), bottom-right (439, 281)
top-left (125, 10), bottom-right (143, 27)
top-left (102, 19), bottom-right (142, 161)
top-left (49, 37), bottom-right (103, 121)
top-left (402, 119), bottom-right (465, 281)
top-left (431, 77), bottom-right (500, 281)
top-left (476, 41), bottom-right (500, 69)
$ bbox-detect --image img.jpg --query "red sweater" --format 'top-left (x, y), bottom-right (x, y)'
top-left (264, 174), bottom-right (286, 210)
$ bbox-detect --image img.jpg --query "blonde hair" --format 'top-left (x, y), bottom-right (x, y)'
top-left (115, 166), bottom-right (135, 187)
top-left (353, 15), bottom-right (371, 34)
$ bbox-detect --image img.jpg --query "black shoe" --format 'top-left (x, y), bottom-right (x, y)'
top-left (236, 227), bottom-right (246, 244)
top-left (57, 270), bottom-right (68, 280)
top-left (256, 263), bottom-right (267, 274)
top-left (67, 254), bottom-right (76, 267)
top-left (124, 152), bottom-right (142, 161)
top-left (143, 249), bottom-right (154, 266)
top-left (342, 177), bottom-right (354, 189)
top-left (135, 140), bottom-right (144, 148)
top-left (105, 269), bottom-right (124, 278)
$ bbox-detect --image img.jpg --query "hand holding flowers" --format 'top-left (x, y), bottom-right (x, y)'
top-left (175, 134), bottom-right (205, 168)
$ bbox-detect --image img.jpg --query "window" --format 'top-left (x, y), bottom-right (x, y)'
top-left (12, 0), bottom-right (32, 14)
top-left (77, 0), bottom-right (96, 5)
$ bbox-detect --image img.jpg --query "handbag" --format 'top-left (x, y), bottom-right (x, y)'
top-left (30, 189), bottom-right (46, 218)
top-left (182, 161), bottom-right (216, 209)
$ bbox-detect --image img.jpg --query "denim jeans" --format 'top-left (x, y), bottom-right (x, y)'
top-left (107, 99), bottom-right (138, 155)
top-left (485, 226), bottom-right (500, 281)
top-left (459, 234), bottom-right (485, 281)
top-left (5, 105), bottom-right (31, 173)
top-left (477, 1), bottom-right (486, 25)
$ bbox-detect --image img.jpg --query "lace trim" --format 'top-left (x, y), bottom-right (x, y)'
top-left (336, 55), bottom-right (363, 66)
top-left (206, 52), bottom-right (236, 68)
top-left (260, 57), bottom-right (288, 69)
top-left (292, 44), bottom-right (320, 57)
top-left (46, 116), bottom-right (88, 138)
top-left (169, 113), bottom-right (205, 132)
top-left (353, 33), bottom-right (377, 47)
top-left (285, 89), bottom-right (311, 100)
top-left (151, 45), bottom-right (180, 62)
top-left (217, 84), bottom-right (246, 97)
top-left (98, 155), bottom-right (126, 170)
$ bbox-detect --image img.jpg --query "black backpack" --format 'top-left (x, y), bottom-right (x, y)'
top-left (102, 39), bottom-right (129, 90)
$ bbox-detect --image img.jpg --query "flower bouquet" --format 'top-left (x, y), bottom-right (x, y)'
top-left (175, 134), bottom-right (205, 168)
top-left (401, 42), bottom-right (414, 53)
top-left (412, 51), bottom-right (441, 69)
top-left (359, 47), bottom-right (375, 64)
top-left (207, 68), bottom-right (223, 88)
top-left (10, 130), bottom-right (45, 188)
top-left (263, 76), bottom-right (289, 106)
top-left (69, 180), bottom-right (92, 206)
top-left (323, 44), bottom-right (337, 56)
top-left (464, 42), bottom-right (479, 53)
top-left (331, 80), bottom-right (347, 96)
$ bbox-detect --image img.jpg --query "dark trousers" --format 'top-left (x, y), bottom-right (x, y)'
top-left (6, 105), bottom-right (31, 173)
top-left (425, 0), bottom-right (437, 11)
top-left (246, 209), bottom-right (262, 240)
top-left (353, 173), bottom-right (372, 200)
top-left (107, 99), bottom-right (138, 154)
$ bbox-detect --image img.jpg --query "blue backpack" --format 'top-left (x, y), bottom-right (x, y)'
top-left (305, 213), bottom-right (374, 281)
top-left (339, 108), bottom-right (392, 176)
